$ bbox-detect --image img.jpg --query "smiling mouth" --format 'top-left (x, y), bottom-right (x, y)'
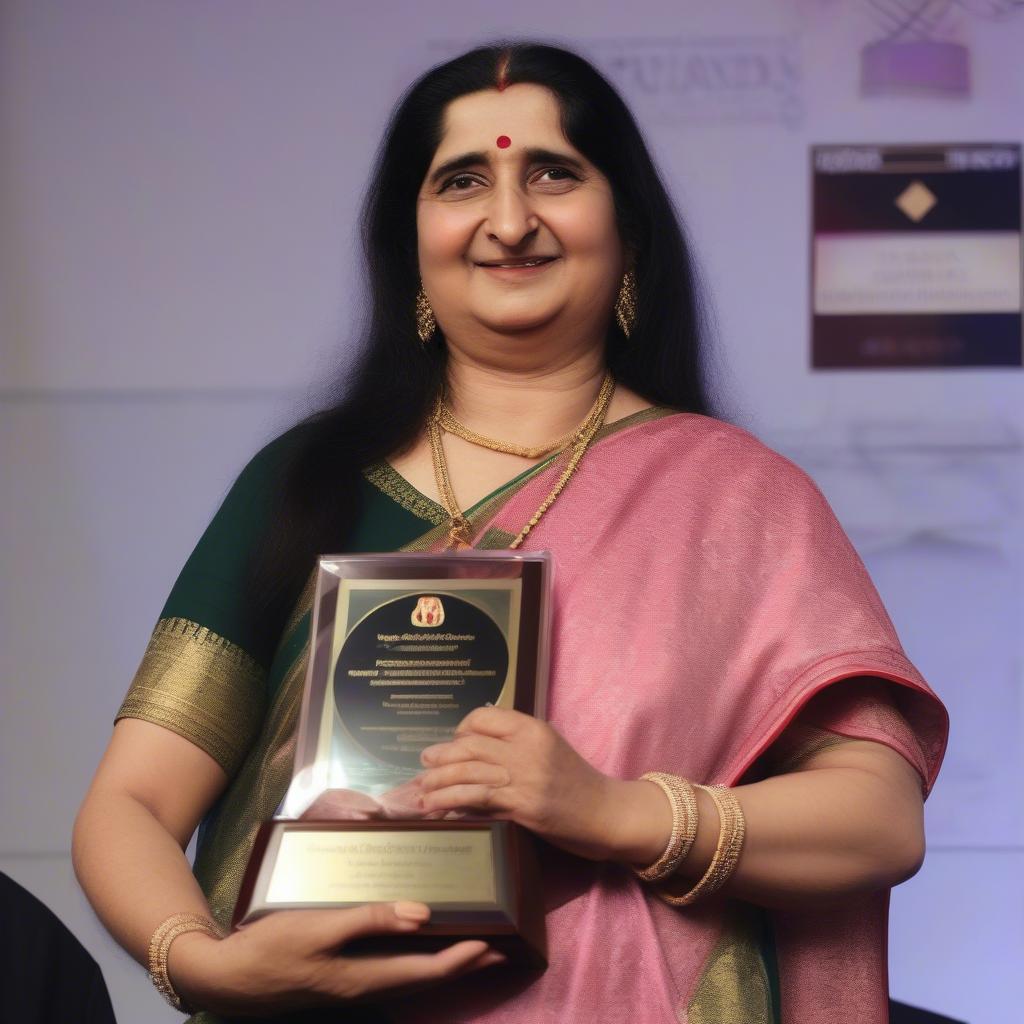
top-left (475, 256), bottom-right (559, 268)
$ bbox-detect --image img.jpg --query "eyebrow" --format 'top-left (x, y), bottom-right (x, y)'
top-left (427, 147), bottom-right (587, 187)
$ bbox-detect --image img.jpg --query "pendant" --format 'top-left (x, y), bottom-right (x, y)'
top-left (448, 519), bottom-right (474, 550)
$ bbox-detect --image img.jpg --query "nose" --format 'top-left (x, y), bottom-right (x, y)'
top-left (483, 182), bottom-right (539, 247)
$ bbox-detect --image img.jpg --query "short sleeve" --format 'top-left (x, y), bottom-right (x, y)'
top-left (115, 434), bottom-right (292, 776)
top-left (758, 677), bottom-right (929, 791)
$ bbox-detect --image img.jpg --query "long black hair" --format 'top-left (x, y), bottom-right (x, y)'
top-left (250, 41), bottom-right (718, 646)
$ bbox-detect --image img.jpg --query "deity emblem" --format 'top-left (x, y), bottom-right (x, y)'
top-left (411, 595), bottom-right (445, 628)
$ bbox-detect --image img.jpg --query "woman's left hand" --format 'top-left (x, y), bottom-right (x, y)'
top-left (418, 708), bottom-right (626, 861)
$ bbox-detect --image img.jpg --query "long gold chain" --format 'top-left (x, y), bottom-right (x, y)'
top-left (427, 416), bottom-right (475, 549)
top-left (428, 373), bottom-right (616, 550)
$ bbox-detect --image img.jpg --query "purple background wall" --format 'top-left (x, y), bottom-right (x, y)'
top-left (2, 2), bottom-right (1021, 1020)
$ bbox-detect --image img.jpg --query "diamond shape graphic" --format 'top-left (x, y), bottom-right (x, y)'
top-left (895, 181), bottom-right (937, 222)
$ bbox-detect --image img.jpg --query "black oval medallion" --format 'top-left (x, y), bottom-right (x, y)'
top-left (333, 593), bottom-right (509, 770)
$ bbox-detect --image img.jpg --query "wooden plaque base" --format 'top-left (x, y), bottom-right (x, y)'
top-left (232, 818), bottom-right (546, 969)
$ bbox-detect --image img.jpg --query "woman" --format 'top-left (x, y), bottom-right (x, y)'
top-left (73, 43), bottom-right (947, 1023)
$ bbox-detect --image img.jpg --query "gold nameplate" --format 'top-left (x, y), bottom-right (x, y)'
top-left (266, 828), bottom-right (497, 906)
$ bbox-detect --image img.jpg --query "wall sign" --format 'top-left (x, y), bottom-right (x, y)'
top-left (592, 36), bottom-right (802, 128)
top-left (812, 143), bottom-right (1022, 368)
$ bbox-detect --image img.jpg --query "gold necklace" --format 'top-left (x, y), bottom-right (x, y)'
top-left (428, 373), bottom-right (616, 550)
top-left (436, 376), bottom-right (611, 459)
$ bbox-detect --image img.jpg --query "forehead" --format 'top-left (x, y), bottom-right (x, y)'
top-left (430, 84), bottom-right (575, 164)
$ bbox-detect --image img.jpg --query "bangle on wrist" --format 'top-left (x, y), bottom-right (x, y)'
top-left (633, 772), bottom-right (699, 882)
top-left (147, 912), bottom-right (224, 1013)
top-left (654, 784), bottom-right (746, 907)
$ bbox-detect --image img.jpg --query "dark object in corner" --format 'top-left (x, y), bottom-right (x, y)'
top-left (891, 998), bottom-right (968, 1023)
top-left (0, 871), bottom-right (117, 1023)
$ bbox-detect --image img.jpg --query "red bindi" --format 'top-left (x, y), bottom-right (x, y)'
top-left (496, 135), bottom-right (511, 149)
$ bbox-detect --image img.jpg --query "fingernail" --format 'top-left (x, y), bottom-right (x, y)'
top-left (394, 901), bottom-right (430, 922)
top-left (421, 749), bottom-right (435, 765)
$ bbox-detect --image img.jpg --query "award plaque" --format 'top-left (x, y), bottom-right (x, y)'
top-left (233, 552), bottom-right (552, 967)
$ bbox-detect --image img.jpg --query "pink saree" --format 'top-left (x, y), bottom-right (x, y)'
top-left (393, 411), bottom-right (948, 1024)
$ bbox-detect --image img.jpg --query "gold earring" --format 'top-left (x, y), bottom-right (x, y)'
top-left (416, 287), bottom-right (436, 344)
top-left (614, 271), bottom-right (638, 339)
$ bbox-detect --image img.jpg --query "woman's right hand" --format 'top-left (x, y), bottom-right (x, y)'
top-left (169, 902), bottom-right (503, 1016)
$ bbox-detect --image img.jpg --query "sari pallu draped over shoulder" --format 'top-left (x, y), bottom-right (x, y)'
top-left (387, 412), bottom-right (947, 1024)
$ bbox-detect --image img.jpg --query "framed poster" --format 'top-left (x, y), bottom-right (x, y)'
top-left (812, 143), bottom-right (1022, 368)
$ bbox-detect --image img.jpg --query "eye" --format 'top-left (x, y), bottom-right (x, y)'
top-left (440, 173), bottom-right (484, 193)
top-left (532, 166), bottom-right (581, 189)
top-left (539, 167), bottom-right (575, 181)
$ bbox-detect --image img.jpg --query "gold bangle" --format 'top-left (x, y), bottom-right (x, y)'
top-left (147, 912), bottom-right (224, 1013)
top-left (634, 772), bottom-right (699, 882)
top-left (655, 784), bottom-right (746, 907)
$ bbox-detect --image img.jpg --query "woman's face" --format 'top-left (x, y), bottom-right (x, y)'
top-left (417, 84), bottom-right (624, 361)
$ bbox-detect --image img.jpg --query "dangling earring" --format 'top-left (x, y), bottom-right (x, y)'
top-left (614, 271), bottom-right (638, 339)
top-left (416, 287), bottom-right (436, 344)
